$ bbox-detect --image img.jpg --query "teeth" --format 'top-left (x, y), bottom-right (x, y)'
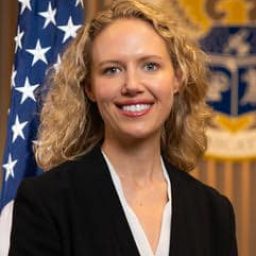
top-left (122, 104), bottom-right (151, 112)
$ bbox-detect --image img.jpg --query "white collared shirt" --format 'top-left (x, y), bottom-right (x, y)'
top-left (102, 152), bottom-right (172, 256)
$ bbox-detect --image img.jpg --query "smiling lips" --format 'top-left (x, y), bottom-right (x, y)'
top-left (116, 103), bottom-right (153, 117)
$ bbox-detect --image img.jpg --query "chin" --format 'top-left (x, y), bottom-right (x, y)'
top-left (121, 128), bottom-right (160, 142)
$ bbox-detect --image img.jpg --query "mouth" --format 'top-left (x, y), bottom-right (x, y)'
top-left (122, 104), bottom-right (151, 112)
top-left (116, 103), bottom-right (153, 117)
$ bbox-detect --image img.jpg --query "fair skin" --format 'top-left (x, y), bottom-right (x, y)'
top-left (88, 18), bottom-right (180, 253)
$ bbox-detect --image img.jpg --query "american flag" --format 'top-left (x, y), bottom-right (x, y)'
top-left (0, 0), bottom-right (84, 254)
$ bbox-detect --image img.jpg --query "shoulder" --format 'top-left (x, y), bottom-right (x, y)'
top-left (166, 162), bottom-right (237, 254)
top-left (16, 145), bottom-right (105, 201)
top-left (166, 161), bottom-right (234, 215)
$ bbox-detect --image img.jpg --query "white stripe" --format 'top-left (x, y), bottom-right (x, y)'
top-left (0, 200), bottom-right (14, 256)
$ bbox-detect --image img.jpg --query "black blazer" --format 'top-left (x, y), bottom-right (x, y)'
top-left (9, 146), bottom-right (237, 256)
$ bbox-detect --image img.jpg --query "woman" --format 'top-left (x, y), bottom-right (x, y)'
top-left (9, 0), bottom-right (237, 255)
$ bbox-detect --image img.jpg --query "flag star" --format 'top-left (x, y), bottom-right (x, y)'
top-left (26, 40), bottom-right (51, 65)
top-left (75, 0), bottom-right (84, 7)
top-left (18, 0), bottom-right (32, 14)
top-left (11, 115), bottom-right (28, 143)
top-left (39, 2), bottom-right (57, 28)
top-left (14, 26), bottom-right (24, 52)
top-left (11, 68), bottom-right (17, 88)
top-left (15, 77), bottom-right (40, 104)
top-left (3, 154), bottom-right (18, 181)
top-left (58, 16), bottom-right (82, 43)
top-left (54, 55), bottom-right (62, 71)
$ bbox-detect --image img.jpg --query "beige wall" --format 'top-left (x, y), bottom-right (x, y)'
top-left (0, 1), bottom-right (255, 256)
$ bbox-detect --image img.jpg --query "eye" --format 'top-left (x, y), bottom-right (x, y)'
top-left (102, 66), bottom-right (122, 76)
top-left (143, 62), bottom-right (159, 72)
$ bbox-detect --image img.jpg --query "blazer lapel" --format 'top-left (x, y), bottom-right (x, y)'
top-left (165, 161), bottom-right (193, 256)
top-left (165, 162), bottom-right (219, 256)
top-left (85, 146), bottom-right (140, 256)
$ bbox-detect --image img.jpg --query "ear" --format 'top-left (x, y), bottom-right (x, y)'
top-left (85, 84), bottom-right (96, 102)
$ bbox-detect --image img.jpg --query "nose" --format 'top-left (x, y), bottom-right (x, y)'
top-left (121, 67), bottom-right (143, 96)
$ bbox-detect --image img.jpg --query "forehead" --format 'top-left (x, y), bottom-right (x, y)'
top-left (91, 18), bottom-right (169, 62)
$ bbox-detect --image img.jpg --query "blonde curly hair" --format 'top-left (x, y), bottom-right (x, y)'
top-left (35, 0), bottom-right (211, 171)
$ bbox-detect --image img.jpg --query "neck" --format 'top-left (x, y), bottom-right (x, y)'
top-left (102, 135), bottom-right (163, 183)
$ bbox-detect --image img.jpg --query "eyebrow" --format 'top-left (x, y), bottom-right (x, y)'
top-left (96, 60), bottom-right (122, 68)
top-left (95, 55), bottom-right (164, 68)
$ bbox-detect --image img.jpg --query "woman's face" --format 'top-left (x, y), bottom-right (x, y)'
top-left (89, 18), bottom-right (180, 144)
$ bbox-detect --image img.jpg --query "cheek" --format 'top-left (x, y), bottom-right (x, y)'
top-left (91, 81), bottom-right (111, 103)
top-left (92, 86), bottom-right (117, 118)
top-left (155, 77), bottom-right (177, 101)
top-left (91, 75), bottom-right (121, 102)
